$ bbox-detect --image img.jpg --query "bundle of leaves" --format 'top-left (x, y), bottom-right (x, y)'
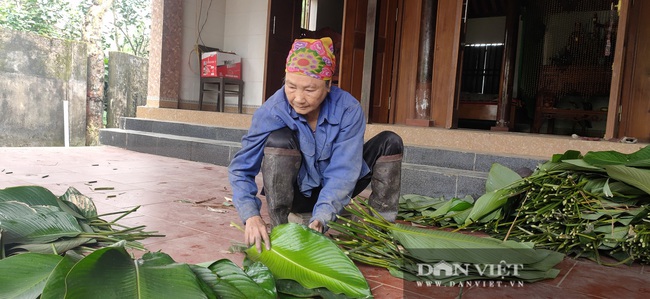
top-left (0, 223), bottom-right (373, 299)
top-left (399, 146), bottom-right (650, 264)
top-left (0, 185), bottom-right (163, 257)
top-left (329, 198), bottom-right (564, 285)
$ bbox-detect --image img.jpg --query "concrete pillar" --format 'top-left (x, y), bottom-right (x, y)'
top-left (146, 0), bottom-right (183, 108)
top-left (406, 0), bottom-right (436, 127)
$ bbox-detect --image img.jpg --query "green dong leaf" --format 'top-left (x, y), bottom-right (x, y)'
top-left (245, 223), bottom-right (372, 298)
top-left (0, 253), bottom-right (63, 298)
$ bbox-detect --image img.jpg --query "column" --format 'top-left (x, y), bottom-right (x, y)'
top-left (406, 0), bottom-right (436, 127)
top-left (146, 0), bottom-right (183, 108)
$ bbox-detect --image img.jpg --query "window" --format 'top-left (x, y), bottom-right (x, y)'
top-left (461, 43), bottom-right (504, 94)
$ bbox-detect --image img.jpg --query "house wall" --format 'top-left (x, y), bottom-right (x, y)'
top-left (178, 0), bottom-right (268, 112)
top-left (179, 0), bottom-right (226, 107)
top-left (223, 0), bottom-right (269, 110)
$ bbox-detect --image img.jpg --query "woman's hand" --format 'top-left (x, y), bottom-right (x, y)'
top-left (309, 220), bottom-right (324, 233)
top-left (245, 216), bottom-right (270, 252)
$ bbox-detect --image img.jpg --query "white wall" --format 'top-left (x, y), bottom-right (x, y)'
top-left (223, 0), bottom-right (269, 109)
top-left (179, 0), bottom-right (269, 110)
top-left (180, 0), bottom-right (227, 104)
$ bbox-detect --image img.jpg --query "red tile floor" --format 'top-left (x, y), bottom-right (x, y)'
top-left (1, 146), bottom-right (648, 298)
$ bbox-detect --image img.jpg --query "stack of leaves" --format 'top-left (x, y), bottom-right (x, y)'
top-left (329, 199), bottom-right (564, 284)
top-left (399, 146), bottom-right (650, 264)
top-left (0, 186), bottom-right (162, 257)
top-left (0, 223), bottom-right (372, 298)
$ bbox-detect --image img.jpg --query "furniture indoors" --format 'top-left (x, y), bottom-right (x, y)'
top-left (532, 65), bottom-right (611, 134)
top-left (198, 45), bottom-right (244, 113)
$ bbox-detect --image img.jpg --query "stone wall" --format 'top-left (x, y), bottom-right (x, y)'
top-left (0, 29), bottom-right (87, 146)
top-left (106, 52), bottom-right (148, 128)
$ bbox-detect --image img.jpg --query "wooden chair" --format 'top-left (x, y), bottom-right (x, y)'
top-left (197, 45), bottom-right (244, 113)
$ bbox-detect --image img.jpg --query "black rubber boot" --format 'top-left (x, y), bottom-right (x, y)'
top-left (368, 154), bottom-right (402, 222)
top-left (262, 147), bottom-right (301, 228)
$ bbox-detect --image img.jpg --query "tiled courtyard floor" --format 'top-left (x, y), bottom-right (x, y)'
top-left (1, 146), bottom-right (648, 298)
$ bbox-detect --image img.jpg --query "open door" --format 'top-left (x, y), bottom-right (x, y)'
top-left (339, 0), bottom-right (399, 124)
top-left (264, 0), bottom-right (302, 100)
top-left (617, 0), bottom-right (650, 142)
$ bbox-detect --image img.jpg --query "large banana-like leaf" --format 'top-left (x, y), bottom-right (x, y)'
top-left (40, 253), bottom-right (83, 299)
top-left (245, 223), bottom-right (372, 298)
top-left (461, 163), bottom-right (527, 226)
top-left (243, 259), bottom-right (277, 296)
top-left (537, 161), bottom-right (605, 173)
top-left (7, 237), bottom-right (94, 255)
top-left (485, 163), bottom-right (522, 192)
top-left (584, 145), bottom-right (650, 167)
top-left (389, 223), bottom-right (551, 265)
top-left (0, 186), bottom-right (59, 206)
top-left (0, 186), bottom-right (93, 220)
top-left (275, 279), bottom-right (349, 299)
top-left (604, 165), bottom-right (650, 195)
top-left (0, 201), bottom-right (82, 244)
top-left (59, 187), bottom-right (98, 219)
top-left (463, 188), bottom-right (510, 225)
top-left (199, 259), bottom-right (275, 299)
top-left (53, 246), bottom-right (215, 298)
top-left (551, 150), bottom-right (582, 162)
top-left (0, 253), bottom-right (63, 298)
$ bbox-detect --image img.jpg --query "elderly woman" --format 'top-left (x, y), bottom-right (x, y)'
top-left (228, 37), bottom-right (403, 252)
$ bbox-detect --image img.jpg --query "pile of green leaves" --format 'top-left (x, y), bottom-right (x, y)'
top-left (0, 186), bottom-right (161, 257)
top-left (0, 223), bottom-right (372, 299)
top-left (0, 241), bottom-right (273, 298)
top-left (329, 199), bottom-right (564, 285)
top-left (399, 146), bottom-right (650, 264)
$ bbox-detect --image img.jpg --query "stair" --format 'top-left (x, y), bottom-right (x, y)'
top-left (99, 117), bottom-right (545, 199)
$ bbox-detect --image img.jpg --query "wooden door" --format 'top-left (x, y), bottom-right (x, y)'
top-left (452, 0), bottom-right (469, 128)
top-left (339, 0), bottom-right (367, 101)
top-left (370, 0), bottom-right (399, 123)
top-left (339, 0), bottom-right (399, 123)
top-left (264, 0), bottom-right (302, 100)
top-left (618, 0), bottom-right (650, 142)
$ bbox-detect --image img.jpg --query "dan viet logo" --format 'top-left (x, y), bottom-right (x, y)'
top-left (415, 260), bottom-right (526, 288)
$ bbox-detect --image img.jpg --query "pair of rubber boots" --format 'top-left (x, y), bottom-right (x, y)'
top-left (262, 147), bottom-right (402, 227)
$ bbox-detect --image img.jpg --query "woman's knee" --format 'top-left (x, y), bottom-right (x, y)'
top-left (265, 127), bottom-right (299, 149)
top-left (377, 131), bottom-right (403, 155)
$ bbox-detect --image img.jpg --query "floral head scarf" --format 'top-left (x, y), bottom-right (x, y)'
top-left (285, 37), bottom-right (336, 81)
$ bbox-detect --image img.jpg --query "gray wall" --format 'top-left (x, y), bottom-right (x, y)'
top-left (106, 52), bottom-right (148, 128)
top-left (0, 29), bottom-right (87, 146)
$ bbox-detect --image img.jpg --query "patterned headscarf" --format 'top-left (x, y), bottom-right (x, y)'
top-left (285, 37), bottom-right (336, 81)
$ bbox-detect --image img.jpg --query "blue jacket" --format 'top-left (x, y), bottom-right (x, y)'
top-left (228, 85), bottom-right (370, 226)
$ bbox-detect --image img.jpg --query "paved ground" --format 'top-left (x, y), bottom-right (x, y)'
top-left (1, 146), bottom-right (648, 298)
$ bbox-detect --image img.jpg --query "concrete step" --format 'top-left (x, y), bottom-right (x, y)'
top-left (100, 128), bottom-right (241, 167)
top-left (100, 117), bottom-right (545, 199)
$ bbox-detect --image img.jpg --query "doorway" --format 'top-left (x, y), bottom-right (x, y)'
top-left (618, 0), bottom-right (650, 142)
top-left (338, 0), bottom-right (399, 124)
top-left (263, 0), bottom-right (345, 100)
top-left (455, 0), bottom-right (619, 138)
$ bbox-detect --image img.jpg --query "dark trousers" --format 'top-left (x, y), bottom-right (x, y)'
top-left (264, 127), bottom-right (403, 213)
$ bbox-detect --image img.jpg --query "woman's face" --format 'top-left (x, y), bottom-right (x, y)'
top-left (284, 72), bottom-right (330, 120)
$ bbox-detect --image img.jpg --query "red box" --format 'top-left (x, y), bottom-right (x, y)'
top-left (201, 51), bottom-right (242, 79)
